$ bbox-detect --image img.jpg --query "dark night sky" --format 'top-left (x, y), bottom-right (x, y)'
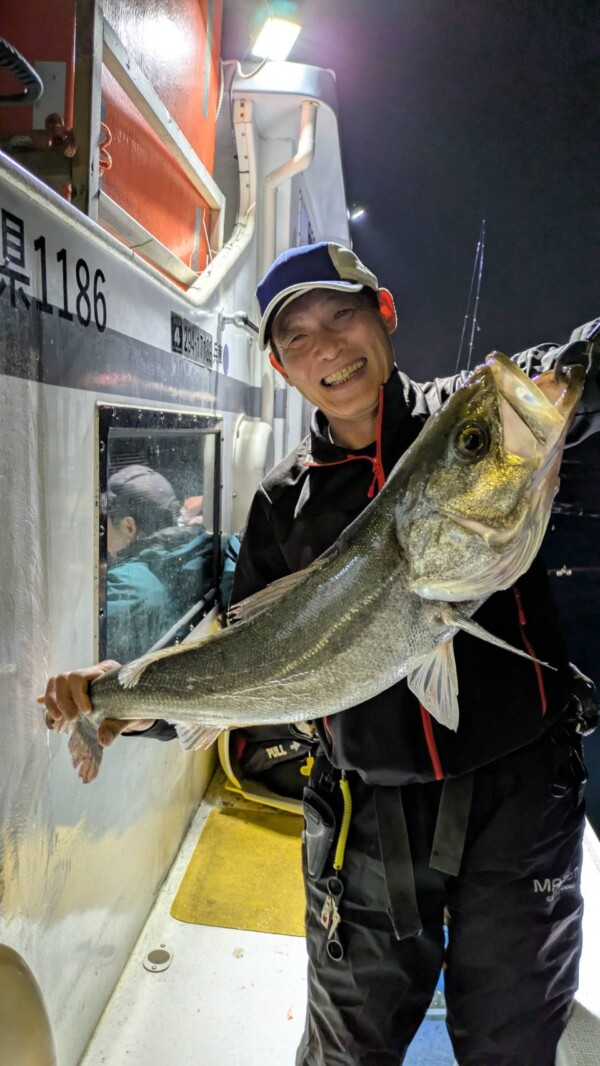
top-left (222, 0), bottom-right (598, 379)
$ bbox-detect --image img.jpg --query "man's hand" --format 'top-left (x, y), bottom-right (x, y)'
top-left (37, 661), bottom-right (157, 747)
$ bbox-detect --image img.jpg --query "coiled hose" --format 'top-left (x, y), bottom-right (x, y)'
top-left (0, 39), bottom-right (44, 106)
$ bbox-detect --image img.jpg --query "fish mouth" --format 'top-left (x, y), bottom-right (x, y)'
top-left (411, 357), bottom-right (585, 603)
top-left (487, 353), bottom-right (584, 452)
top-left (532, 362), bottom-right (587, 416)
top-left (488, 354), bottom-right (585, 495)
top-left (322, 358), bottom-right (367, 387)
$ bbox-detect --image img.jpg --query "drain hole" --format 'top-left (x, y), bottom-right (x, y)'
top-left (143, 947), bottom-right (173, 972)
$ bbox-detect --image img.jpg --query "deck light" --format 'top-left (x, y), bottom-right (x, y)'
top-left (251, 16), bottom-right (301, 61)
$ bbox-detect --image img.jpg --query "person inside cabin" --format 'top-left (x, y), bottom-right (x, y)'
top-left (40, 243), bottom-right (599, 1065)
top-left (105, 463), bottom-right (181, 662)
top-left (106, 464), bottom-right (213, 663)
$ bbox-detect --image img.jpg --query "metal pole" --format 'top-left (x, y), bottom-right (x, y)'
top-left (72, 0), bottom-right (103, 219)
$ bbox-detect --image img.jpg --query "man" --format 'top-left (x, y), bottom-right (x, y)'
top-left (40, 243), bottom-right (599, 1064)
top-left (106, 464), bottom-right (181, 662)
top-left (229, 243), bottom-right (600, 1066)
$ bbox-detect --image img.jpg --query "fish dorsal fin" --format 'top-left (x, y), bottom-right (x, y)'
top-left (440, 606), bottom-right (555, 670)
top-left (174, 723), bottom-right (222, 751)
top-left (407, 642), bottom-right (460, 731)
top-left (118, 653), bottom-right (157, 689)
top-left (227, 551), bottom-right (335, 627)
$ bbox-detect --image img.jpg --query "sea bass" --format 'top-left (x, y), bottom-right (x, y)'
top-left (69, 353), bottom-right (584, 781)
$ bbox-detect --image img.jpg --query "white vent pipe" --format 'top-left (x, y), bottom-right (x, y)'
top-left (261, 99), bottom-right (319, 279)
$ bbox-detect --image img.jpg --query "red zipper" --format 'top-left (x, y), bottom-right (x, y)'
top-left (371, 384), bottom-right (385, 496)
top-left (513, 586), bottom-right (547, 716)
top-left (303, 387), bottom-right (387, 498)
top-left (419, 704), bottom-right (445, 780)
top-left (317, 392), bottom-right (388, 754)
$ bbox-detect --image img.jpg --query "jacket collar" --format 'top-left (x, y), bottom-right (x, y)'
top-left (307, 366), bottom-right (409, 466)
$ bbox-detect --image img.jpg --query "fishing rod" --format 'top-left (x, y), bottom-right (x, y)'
top-left (455, 219), bottom-right (486, 372)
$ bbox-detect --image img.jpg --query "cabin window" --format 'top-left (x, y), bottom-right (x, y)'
top-left (97, 404), bottom-right (222, 664)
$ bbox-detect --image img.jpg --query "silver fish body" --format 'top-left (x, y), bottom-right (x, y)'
top-left (69, 353), bottom-right (584, 779)
top-left (90, 525), bottom-right (460, 725)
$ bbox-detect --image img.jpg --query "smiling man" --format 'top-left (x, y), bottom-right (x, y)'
top-left (265, 272), bottom-right (397, 454)
top-left (228, 242), bottom-right (600, 1066)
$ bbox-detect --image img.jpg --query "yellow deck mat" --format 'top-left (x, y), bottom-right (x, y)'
top-left (170, 807), bottom-right (306, 936)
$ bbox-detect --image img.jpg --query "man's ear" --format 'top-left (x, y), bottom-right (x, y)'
top-left (377, 288), bottom-right (397, 334)
top-left (122, 515), bottom-right (138, 544)
top-left (269, 350), bottom-right (289, 381)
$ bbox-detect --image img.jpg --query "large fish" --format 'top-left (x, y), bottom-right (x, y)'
top-left (68, 353), bottom-right (584, 781)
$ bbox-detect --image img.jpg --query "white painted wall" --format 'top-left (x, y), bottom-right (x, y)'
top-left (0, 59), bottom-right (349, 1065)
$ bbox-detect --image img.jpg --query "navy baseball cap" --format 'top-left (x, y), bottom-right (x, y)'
top-left (257, 242), bottom-right (379, 349)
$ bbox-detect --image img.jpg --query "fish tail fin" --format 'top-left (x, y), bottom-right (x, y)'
top-left (68, 715), bottom-right (104, 783)
top-left (174, 723), bottom-right (222, 751)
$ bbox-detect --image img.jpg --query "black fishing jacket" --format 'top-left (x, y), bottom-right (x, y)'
top-left (230, 324), bottom-right (600, 785)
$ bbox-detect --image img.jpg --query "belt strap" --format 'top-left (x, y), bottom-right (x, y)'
top-left (429, 772), bottom-right (474, 877)
top-left (374, 786), bottom-right (422, 940)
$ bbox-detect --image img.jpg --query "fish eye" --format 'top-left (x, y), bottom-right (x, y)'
top-left (453, 421), bottom-right (490, 461)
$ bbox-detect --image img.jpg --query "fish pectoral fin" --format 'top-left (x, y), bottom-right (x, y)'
top-left (407, 642), bottom-right (460, 732)
top-left (174, 722), bottom-right (222, 751)
top-left (68, 716), bottom-right (104, 782)
top-left (227, 552), bottom-right (335, 626)
top-left (440, 606), bottom-right (556, 670)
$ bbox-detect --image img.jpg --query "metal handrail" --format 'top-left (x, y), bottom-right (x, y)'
top-left (147, 589), bottom-right (217, 653)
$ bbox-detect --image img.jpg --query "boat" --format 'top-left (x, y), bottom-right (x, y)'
top-left (0, 4), bottom-right (598, 1063)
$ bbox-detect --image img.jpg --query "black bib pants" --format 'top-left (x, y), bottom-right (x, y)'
top-left (297, 729), bottom-right (586, 1066)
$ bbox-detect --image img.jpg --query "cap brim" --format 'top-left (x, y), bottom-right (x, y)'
top-left (259, 281), bottom-right (365, 350)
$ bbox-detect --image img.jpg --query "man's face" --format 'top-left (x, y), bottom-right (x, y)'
top-left (107, 515), bottom-right (136, 558)
top-left (270, 289), bottom-right (396, 426)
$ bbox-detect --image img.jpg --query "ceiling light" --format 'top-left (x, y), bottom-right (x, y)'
top-left (251, 16), bottom-right (301, 61)
top-left (349, 207), bottom-right (366, 222)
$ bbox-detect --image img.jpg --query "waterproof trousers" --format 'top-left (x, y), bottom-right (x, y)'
top-left (296, 731), bottom-right (586, 1066)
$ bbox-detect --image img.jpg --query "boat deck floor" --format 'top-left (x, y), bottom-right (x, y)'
top-left (81, 771), bottom-right (600, 1066)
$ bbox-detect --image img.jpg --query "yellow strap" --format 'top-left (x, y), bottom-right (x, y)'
top-left (333, 774), bottom-right (352, 871)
